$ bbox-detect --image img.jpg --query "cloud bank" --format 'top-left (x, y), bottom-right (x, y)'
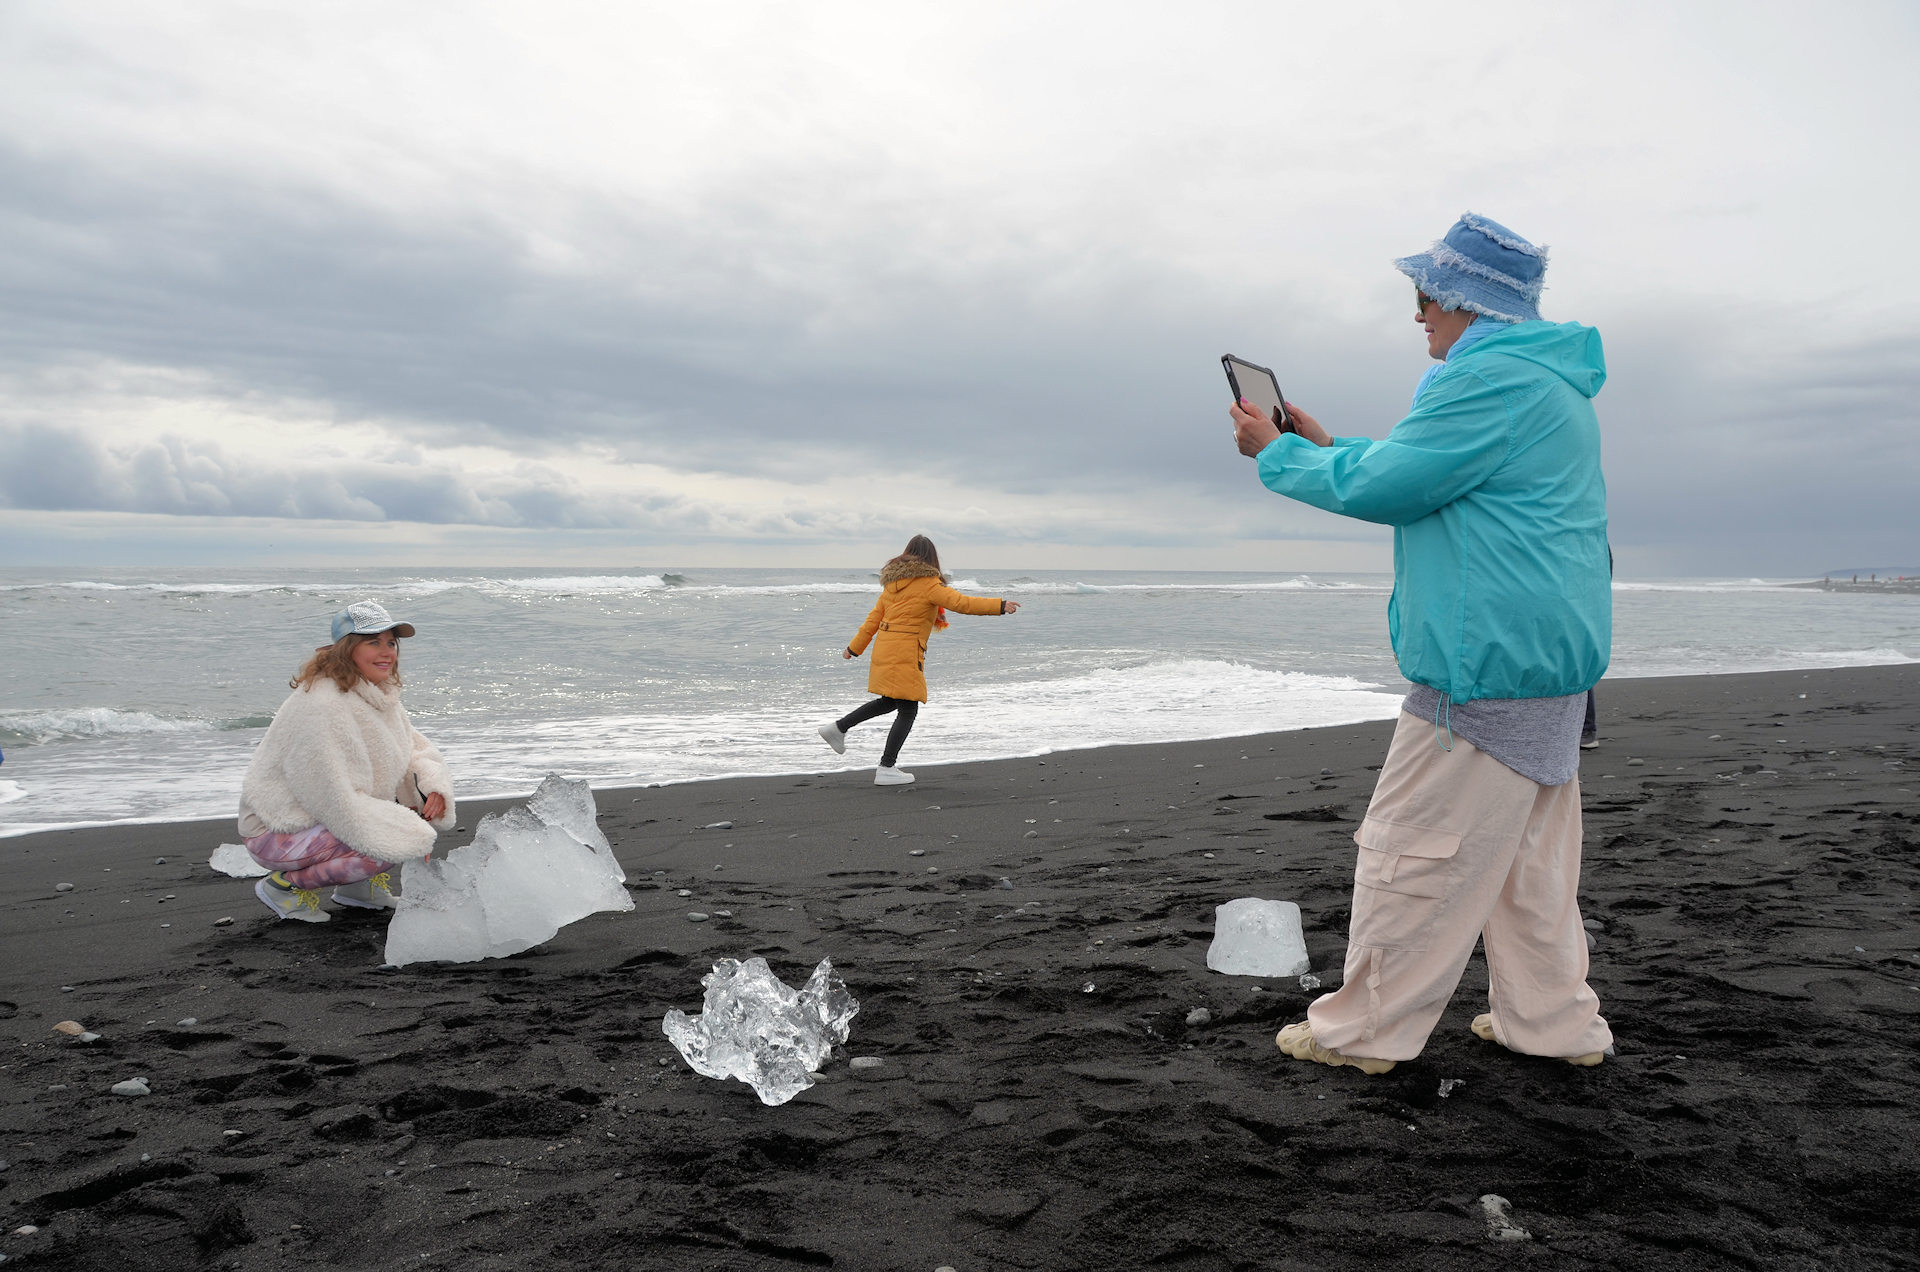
top-left (2, 2), bottom-right (1915, 573)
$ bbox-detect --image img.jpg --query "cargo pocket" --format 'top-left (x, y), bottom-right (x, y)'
top-left (1349, 815), bottom-right (1463, 952)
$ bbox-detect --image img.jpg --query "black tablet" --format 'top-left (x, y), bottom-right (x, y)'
top-left (1222, 354), bottom-right (1291, 430)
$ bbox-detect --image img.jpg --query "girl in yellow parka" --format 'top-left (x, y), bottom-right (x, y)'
top-left (818, 535), bottom-right (1020, 786)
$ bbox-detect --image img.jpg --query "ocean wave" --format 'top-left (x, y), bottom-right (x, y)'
top-left (0, 707), bottom-right (231, 745)
top-left (0, 781), bottom-right (26, 806)
top-left (474, 575), bottom-right (670, 595)
top-left (9, 579), bottom-right (472, 597)
top-left (1612, 579), bottom-right (1806, 594)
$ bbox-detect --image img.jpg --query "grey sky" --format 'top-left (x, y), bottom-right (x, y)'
top-left (2, 1), bottom-right (1915, 574)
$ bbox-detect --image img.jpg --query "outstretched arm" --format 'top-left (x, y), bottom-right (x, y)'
top-left (1248, 372), bottom-right (1512, 526)
top-left (931, 586), bottom-right (1018, 616)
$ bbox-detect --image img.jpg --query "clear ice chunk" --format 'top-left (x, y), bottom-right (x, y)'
top-left (208, 843), bottom-right (269, 878)
top-left (384, 774), bottom-right (632, 967)
top-left (1206, 897), bottom-right (1310, 978)
top-left (662, 957), bottom-right (859, 1106)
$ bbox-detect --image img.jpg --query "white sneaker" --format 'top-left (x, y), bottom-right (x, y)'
top-left (332, 871), bottom-right (398, 910)
top-left (817, 721), bottom-right (846, 754)
top-left (256, 873), bottom-right (330, 923)
top-left (874, 766), bottom-right (915, 786)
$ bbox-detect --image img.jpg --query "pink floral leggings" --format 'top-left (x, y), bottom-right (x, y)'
top-left (245, 825), bottom-right (392, 890)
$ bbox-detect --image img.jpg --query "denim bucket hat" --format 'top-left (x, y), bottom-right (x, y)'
top-left (1394, 212), bottom-right (1547, 323)
top-left (330, 600), bottom-right (416, 643)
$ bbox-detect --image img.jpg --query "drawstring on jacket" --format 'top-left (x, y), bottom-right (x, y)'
top-left (1433, 695), bottom-right (1455, 753)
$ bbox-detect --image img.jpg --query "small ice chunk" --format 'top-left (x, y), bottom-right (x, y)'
top-left (1185, 1008), bottom-right (1211, 1027)
top-left (384, 774), bottom-right (632, 967)
top-left (1207, 898), bottom-right (1310, 978)
top-left (1479, 1194), bottom-right (1531, 1242)
top-left (1439, 1078), bottom-right (1464, 1098)
top-left (208, 844), bottom-right (269, 878)
top-left (1299, 972), bottom-right (1322, 992)
top-left (112, 1078), bottom-right (151, 1097)
top-left (662, 957), bottom-right (859, 1106)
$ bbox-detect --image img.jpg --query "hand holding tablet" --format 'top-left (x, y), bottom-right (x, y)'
top-left (1224, 355), bottom-right (1331, 454)
top-left (1221, 354), bottom-right (1290, 431)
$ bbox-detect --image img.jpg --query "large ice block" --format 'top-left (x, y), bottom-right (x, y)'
top-left (384, 774), bottom-right (632, 966)
top-left (662, 957), bottom-right (859, 1106)
top-left (1206, 897), bottom-right (1310, 978)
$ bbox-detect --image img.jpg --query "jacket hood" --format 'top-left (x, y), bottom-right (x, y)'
top-left (1460, 320), bottom-right (1607, 399)
top-left (880, 558), bottom-right (944, 586)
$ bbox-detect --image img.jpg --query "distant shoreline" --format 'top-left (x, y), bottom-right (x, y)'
top-left (1783, 576), bottom-right (1920, 593)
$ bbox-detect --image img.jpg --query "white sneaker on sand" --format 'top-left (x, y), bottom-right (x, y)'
top-left (332, 871), bottom-right (398, 910)
top-left (874, 766), bottom-right (915, 786)
top-left (818, 721), bottom-right (846, 754)
top-left (256, 873), bottom-right (330, 923)
top-left (1470, 1012), bottom-right (1605, 1066)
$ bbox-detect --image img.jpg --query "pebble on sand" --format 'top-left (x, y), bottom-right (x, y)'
top-left (1185, 1008), bottom-right (1212, 1027)
top-left (213, 917), bottom-right (233, 926)
top-left (53, 1021), bottom-right (86, 1036)
top-left (55, 882), bottom-right (74, 892)
top-left (177, 1017), bottom-right (198, 1026)
top-left (849, 1056), bottom-right (885, 1070)
top-left (703, 821), bottom-right (733, 830)
top-left (111, 1078), bottom-right (151, 1097)
top-left (686, 912), bottom-right (710, 922)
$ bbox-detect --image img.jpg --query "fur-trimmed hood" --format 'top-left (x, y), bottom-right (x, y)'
top-left (879, 557), bottom-right (944, 586)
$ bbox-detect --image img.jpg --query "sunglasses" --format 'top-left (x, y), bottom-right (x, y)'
top-left (1415, 290), bottom-right (1435, 310)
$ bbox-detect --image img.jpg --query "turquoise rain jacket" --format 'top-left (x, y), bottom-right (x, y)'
top-left (1257, 320), bottom-right (1610, 703)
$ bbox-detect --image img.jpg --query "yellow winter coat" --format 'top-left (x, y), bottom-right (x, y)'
top-left (847, 559), bottom-right (1006, 702)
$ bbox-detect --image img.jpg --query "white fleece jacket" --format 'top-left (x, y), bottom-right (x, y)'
top-left (238, 677), bottom-right (457, 864)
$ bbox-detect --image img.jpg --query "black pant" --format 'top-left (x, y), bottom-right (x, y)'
top-left (837, 697), bottom-right (919, 767)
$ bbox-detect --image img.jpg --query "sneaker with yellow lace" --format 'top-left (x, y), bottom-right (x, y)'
top-left (332, 872), bottom-right (398, 911)
top-left (255, 872), bottom-right (330, 923)
top-left (1275, 1020), bottom-right (1396, 1075)
top-left (1471, 1013), bottom-right (1604, 1066)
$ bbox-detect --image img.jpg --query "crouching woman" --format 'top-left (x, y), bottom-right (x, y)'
top-left (237, 601), bottom-right (456, 922)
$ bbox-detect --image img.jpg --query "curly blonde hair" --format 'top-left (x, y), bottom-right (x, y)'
top-left (292, 633), bottom-right (402, 693)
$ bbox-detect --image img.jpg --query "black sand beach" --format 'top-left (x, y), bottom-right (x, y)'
top-left (2, 664), bottom-right (1916, 1271)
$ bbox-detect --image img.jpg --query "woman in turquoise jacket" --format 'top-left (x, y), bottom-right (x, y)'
top-left (1253, 317), bottom-right (1611, 704)
top-left (1230, 212), bottom-right (1615, 1077)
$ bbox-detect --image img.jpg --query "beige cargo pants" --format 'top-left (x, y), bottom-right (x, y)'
top-left (1305, 711), bottom-right (1613, 1062)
